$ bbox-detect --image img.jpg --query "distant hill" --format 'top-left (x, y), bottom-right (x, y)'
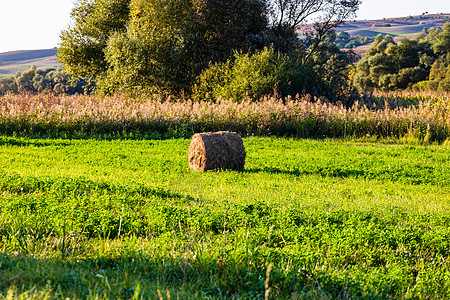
top-left (0, 49), bottom-right (61, 79)
top-left (336, 13), bottom-right (450, 54)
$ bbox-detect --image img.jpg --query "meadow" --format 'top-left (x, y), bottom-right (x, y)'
top-left (0, 92), bottom-right (449, 299)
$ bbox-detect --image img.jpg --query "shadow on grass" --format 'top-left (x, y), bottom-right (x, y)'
top-left (0, 137), bottom-right (72, 147)
top-left (244, 166), bottom-right (365, 179)
top-left (0, 252), bottom-right (384, 299)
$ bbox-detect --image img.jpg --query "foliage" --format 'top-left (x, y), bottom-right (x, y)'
top-left (418, 23), bottom-right (450, 92)
top-left (354, 22), bottom-right (450, 92)
top-left (353, 35), bottom-right (435, 91)
top-left (0, 92), bottom-right (449, 142)
top-left (58, 0), bottom-right (360, 99)
top-left (194, 36), bottom-right (358, 104)
top-left (431, 22), bottom-right (450, 54)
top-left (0, 136), bottom-right (449, 298)
top-left (0, 66), bottom-right (87, 95)
top-left (192, 47), bottom-right (317, 102)
top-left (59, 0), bottom-right (268, 96)
top-left (57, 0), bottom-right (131, 86)
top-left (307, 32), bottom-right (359, 103)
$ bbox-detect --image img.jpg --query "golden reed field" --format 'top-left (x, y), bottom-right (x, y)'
top-left (0, 91), bottom-right (449, 143)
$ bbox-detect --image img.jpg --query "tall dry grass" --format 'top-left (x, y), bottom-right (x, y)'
top-left (0, 92), bottom-right (449, 142)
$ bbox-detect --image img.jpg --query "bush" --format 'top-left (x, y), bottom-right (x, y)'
top-left (412, 81), bottom-right (429, 91)
top-left (192, 47), bottom-right (317, 102)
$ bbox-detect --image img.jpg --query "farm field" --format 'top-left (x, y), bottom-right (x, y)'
top-left (335, 13), bottom-right (450, 54)
top-left (0, 49), bottom-right (61, 79)
top-left (0, 135), bottom-right (449, 298)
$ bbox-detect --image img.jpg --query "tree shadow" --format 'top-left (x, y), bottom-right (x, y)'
top-left (0, 250), bottom-right (379, 299)
top-left (0, 137), bottom-right (72, 148)
top-left (243, 166), bottom-right (366, 179)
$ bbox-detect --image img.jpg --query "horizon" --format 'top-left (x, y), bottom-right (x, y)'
top-left (0, 0), bottom-right (449, 53)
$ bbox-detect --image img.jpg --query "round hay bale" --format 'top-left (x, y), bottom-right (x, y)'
top-left (188, 131), bottom-right (246, 172)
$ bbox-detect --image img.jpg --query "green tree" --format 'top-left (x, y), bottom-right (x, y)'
top-left (353, 35), bottom-right (434, 90)
top-left (432, 22), bottom-right (450, 54)
top-left (308, 32), bottom-right (357, 102)
top-left (0, 67), bottom-right (87, 95)
top-left (413, 22), bottom-right (450, 91)
top-left (58, 0), bottom-right (131, 86)
top-left (15, 65), bottom-right (37, 93)
top-left (105, 0), bottom-right (268, 95)
top-left (59, 0), bottom-right (268, 96)
top-left (0, 77), bottom-right (18, 94)
top-left (58, 0), bottom-right (360, 98)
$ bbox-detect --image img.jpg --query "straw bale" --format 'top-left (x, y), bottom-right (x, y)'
top-left (188, 131), bottom-right (246, 172)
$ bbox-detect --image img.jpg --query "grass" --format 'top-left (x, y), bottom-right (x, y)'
top-left (0, 135), bottom-right (449, 298)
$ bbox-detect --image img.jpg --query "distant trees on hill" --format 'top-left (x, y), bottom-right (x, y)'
top-left (352, 22), bottom-right (450, 91)
top-left (335, 32), bottom-right (372, 49)
top-left (0, 66), bottom-right (87, 95)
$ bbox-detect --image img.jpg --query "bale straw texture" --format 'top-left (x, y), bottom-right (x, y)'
top-left (188, 131), bottom-right (246, 172)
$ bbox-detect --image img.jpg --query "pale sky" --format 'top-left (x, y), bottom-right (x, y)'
top-left (0, 0), bottom-right (449, 53)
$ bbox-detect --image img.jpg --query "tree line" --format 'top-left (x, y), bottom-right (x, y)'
top-left (0, 66), bottom-right (87, 95)
top-left (56, 0), bottom-right (361, 102)
top-left (352, 22), bottom-right (450, 91)
top-left (1, 0), bottom-right (449, 98)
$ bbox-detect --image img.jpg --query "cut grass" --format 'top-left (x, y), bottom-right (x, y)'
top-left (0, 136), bottom-right (449, 298)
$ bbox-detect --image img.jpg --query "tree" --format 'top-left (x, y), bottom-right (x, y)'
top-left (432, 22), bottom-right (450, 54)
top-left (413, 22), bottom-right (450, 91)
top-left (58, 0), bottom-right (131, 86)
top-left (0, 66), bottom-right (86, 95)
top-left (309, 32), bottom-right (358, 101)
top-left (353, 34), bottom-right (435, 90)
top-left (59, 0), bottom-right (268, 95)
top-left (267, 0), bottom-right (360, 59)
top-left (59, 0), bottom-right (361, 98)
top-left (268, 0), bottom-right (360, 33)
top-left (192, 47), bottom-right (317, 102)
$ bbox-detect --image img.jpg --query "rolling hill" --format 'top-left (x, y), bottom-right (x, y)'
top-left (0, 49), bottom-right (61, 79)
top-left (0, 13), bottom-right (448, 77)
top-left (336, 13), bottom-right (450, 54)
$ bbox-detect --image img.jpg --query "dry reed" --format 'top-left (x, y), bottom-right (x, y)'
top-left (0, 92), bottom-right (448, 141)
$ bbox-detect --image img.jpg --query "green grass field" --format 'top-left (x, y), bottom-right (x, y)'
top-left (0, 135), bottom-right (449, 299)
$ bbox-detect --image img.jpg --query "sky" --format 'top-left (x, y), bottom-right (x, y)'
top-left (0, 0), bottom-right (449, 53)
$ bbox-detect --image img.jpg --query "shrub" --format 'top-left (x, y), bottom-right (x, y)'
top-left (412, 81), bottom-right (429, 91)
top-left (192, 47), bottom-right (316, 102)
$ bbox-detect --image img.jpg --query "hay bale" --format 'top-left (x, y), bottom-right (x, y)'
top-left (188, 131), bottom-right (246, 172)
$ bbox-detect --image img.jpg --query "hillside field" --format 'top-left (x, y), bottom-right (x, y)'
top-left (0, 49), bottom-right (61, 79)
top-left (337, 13), bottom-right (450, 54)
top-left (0, 134), bottom-right (449, 298)
top-left (339, 13), bottom-right (450, 36)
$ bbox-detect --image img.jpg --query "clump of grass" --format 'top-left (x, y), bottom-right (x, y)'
top-left (0, 92), bottom-right (449, 141)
